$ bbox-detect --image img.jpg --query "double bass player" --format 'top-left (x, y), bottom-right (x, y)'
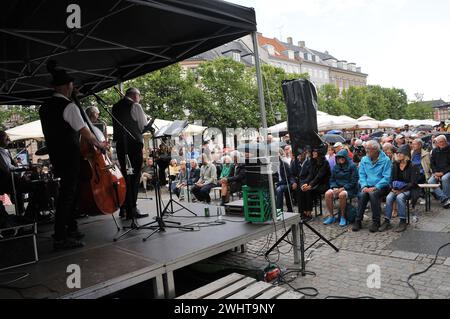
top-left (39, 63), bottom-right (107, 250)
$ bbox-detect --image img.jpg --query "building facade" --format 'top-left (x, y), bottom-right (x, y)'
top-left (430, 100), bottom-right (450, 121)
top-left (180, 33), bottom-right (368, 93)
top-left (257, 34), bottom-right (301, 74)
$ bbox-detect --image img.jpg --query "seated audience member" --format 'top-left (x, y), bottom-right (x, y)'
top-left (379, 145), bottom-right (420, 233)
top-left (326, 145), bottom-right (336, 171)
top-left (324, 149), bottom-right (359, 226)
top-left (292, 147), bottom-right (311, 185)
top-left (188, 159), bottom-right (201, 186)
top-left (191, 154), bottom-right (217, 204)
top-left (352, 139), bottom-right (366, 165)
top-left (140, 157), bottom-right (155, 190)
top-left (353, 140), bottom-right (392, 233)
top-left (217, 155), bottom-right (233, 204)
top-left (218, 152), bottom-right (246, 205)
top-left (299, 146), bottom-right (331, 219)
top-left (428, 135), bottom-right (450, 208)
top-left (334, 142), bottom-right (353, 159)
top-left (187, 144), bottom-right (200, 161)
top-left (291, 147), bottom-right (311, 210)
top-left (171, 160), bottom-right (188, 198)
top-left (275, 149), bottom-right (296, 213)
top-left (411, 138), bottom-right (432, 183)
top-left (382, 143), bottom-right (397, 161)
top-left (168, 158), bottom-right (180, 180)
top-left (394, 134), bottom-right (406, 148)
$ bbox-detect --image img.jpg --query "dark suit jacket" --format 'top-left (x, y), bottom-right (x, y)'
top-left (275, 159), bottom-right (296, 187)
top-left (188, 167), bottom-right (201, 185)
top-left (227, 164), bottom-right (246, 185)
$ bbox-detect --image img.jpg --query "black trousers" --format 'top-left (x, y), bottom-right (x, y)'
top-left (297, 184), bottom-right (328, 213)
top-left (117, 142), bottom-right (143, 216)
top-left (52, 158), bottom-right (80, 241)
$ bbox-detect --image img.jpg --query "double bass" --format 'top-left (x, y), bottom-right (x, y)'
top-left (72, 92), bottom-right (127, 215)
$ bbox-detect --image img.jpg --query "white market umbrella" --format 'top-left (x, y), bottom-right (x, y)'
top-left (268, 121), bottom-right (287, 133)
top-left (379, 119), bottom-right (403, 129)
top-left (357, 115), bottom-right (380, 129)
top-left (6, 120), bottom-right (44, 141)
top-left (333, 115), bottom-right (358, 130)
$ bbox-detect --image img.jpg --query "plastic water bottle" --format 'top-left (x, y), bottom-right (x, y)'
top-left (217, 207), bottom-right (223, 221)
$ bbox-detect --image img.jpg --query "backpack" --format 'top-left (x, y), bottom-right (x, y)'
top-left (346, 202), bottom-right (358, 223)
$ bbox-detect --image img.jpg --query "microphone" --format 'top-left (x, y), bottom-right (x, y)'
top-left (142, 117), bottom-right (156, 134)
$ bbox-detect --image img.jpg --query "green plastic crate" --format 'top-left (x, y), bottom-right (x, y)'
top-left (242, 185), bottom-right (280, 223)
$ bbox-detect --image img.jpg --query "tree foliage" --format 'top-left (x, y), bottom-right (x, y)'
top-left (405, 101), bottom-right (434, 120)
top-left (3, 58), bottom-right (415, 132)
top-left (318, 84), bottom-right (410, 120)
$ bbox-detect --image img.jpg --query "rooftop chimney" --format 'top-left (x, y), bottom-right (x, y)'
top-left (298, 41), bottom-right (306, 48)
top-left (287, 37), bottom-right (293, 45)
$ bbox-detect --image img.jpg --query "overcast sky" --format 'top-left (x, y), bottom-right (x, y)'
top-left (231, 0), bottom-right (450, 102)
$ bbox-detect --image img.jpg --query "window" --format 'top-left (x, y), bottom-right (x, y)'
top-left (232, 51), bottom-right (241, 62)
top-left (287, 50), bottom-right (294, 60)
top-left (265, 45), bottom-right (275, 55)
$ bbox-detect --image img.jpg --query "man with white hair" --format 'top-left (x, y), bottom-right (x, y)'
top-left (353, 140), bottom-right (392, 233)
top-left (85, 106), bottom-right (106, 142)
top-left (428, 135), bottom-right (450, 208)
top-left (112, 87), bottom-right (150, 219)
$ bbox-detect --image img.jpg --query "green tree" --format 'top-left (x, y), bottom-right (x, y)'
top-left (190, 58), bottom-right (259, 129)
top-left (383, 88), bottom-right (408, 119)
top-left (318, 84), bottom-right (349, 116)
top-left (82, 63), bottom-right (203, 125)
top-left (405, 102), bottom-right (434, 120)
top-left (342, 86), bottom-right (368, 118)
top-left (0, 106), bottom-right (40, 130)
top-left (260, 64), bottom-right (309, 126)
top-left (366, 85), bottom-right (388, 120)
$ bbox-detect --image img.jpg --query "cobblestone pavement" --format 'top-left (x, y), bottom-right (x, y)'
top-left (208, 200), bottom-right (450, 299)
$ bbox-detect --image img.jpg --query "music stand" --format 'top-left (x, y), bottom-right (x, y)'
top-left (157, 120), bottom-right (197, 217)
top-left (141, 125), bottom-right (195, 242)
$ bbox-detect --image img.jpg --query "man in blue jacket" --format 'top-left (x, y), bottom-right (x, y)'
top-left (353, 140), bottom-right (392, 233)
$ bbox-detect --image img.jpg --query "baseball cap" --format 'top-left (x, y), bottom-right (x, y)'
top-left (333, 142), bottom-right (343, 148)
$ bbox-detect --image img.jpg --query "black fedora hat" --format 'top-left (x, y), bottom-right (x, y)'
top-left (47, 60), bottom-right (74, 86)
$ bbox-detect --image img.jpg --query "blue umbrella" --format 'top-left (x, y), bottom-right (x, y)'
top-left (327, 130), bottom-right (343, 135)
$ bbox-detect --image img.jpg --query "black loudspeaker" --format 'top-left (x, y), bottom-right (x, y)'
top-left (282, 79), bottom-right (323, 157)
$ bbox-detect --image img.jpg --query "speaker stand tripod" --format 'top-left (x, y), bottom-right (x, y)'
top-left (265, 215), bottom-right (339, 276)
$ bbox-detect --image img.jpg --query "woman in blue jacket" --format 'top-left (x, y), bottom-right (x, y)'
top-left (324, 149), bottom-right (359, 226)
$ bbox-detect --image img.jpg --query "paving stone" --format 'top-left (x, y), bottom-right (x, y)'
top-left (390, 250), bottom-right (420, 260)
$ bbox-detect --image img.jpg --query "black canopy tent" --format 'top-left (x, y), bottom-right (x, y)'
top-left (0, 0), bottom-right (278, 220)
top-left (0, 0), bottom-right (256, 105)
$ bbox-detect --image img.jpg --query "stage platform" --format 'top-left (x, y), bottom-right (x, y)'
top-left (0, 200), bottom-right (300, 299)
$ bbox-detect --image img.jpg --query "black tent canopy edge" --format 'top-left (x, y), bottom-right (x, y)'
top-left (0, 0), bottom-right (257, 105)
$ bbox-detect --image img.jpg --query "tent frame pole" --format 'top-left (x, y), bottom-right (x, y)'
top-left (252, 31), bottom-right (278, 222)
